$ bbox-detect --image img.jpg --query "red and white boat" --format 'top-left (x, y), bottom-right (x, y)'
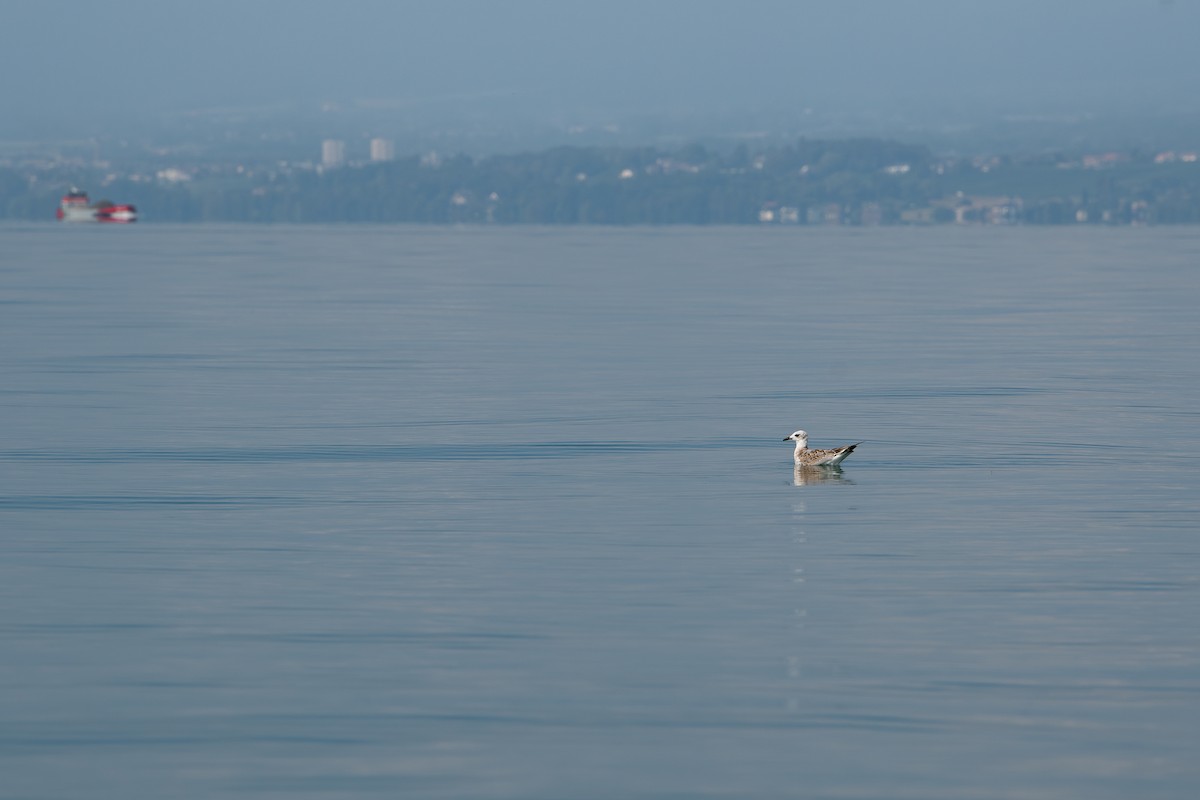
top-left (56, 188), bottom-right (137, 223)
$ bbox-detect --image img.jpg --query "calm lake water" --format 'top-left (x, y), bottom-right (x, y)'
top-left (2, 223), bottom-right (1199, 799)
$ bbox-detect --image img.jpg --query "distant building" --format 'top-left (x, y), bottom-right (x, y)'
top-left (860, 202), bottom-right (883, 226)
top-left (321, 140), bottom-right (346, 169)
top-left (156, 168), bottom-right (192, 183)
top-left (948, 195), bottom-right (1021, 224)
top-left (1157, 151), bottom-right (1199, 164)
top-left (760, 202), bottom-right (802, 223)
top-left (805, 203), bottom-right (841, 225)
top-left (370, 138), bottom-right (395, 162)
top-left (1081, 152), bottom-right (1124, 170)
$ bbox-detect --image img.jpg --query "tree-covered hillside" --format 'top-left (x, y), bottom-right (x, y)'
top-left (5, 139), bottom-right (1200, 224)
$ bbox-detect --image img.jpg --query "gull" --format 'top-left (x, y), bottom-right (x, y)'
top-left (783, 430), bottom-right (860, 467)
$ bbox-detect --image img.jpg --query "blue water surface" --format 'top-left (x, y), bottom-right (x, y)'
top-left (2, 224), bottom-right (1198, 799)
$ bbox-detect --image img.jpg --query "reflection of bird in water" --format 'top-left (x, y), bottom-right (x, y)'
top-left (783, 430), bottom-right (860, 467)
top-left (794, 465), bottom-right (853, 486)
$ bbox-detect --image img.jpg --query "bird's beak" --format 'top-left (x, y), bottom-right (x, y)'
top-left (782, 436), bottom-right (792, 441)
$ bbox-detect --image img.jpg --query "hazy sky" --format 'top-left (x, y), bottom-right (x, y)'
top-left (3, 0), bottom-right (1198, 135)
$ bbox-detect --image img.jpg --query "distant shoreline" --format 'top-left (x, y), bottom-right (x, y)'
top-left (7, 140), bottom-right (1200, 226)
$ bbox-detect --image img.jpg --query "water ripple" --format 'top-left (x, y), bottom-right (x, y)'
top-left (0, 439), bottom-right (744, 465)
top-left (0, 494), bottom-right (303, 510)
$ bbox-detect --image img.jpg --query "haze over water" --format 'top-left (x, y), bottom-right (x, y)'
top-left (2, 224), bottom-right (1199, 798)
top-left (4, 0), bottom-right (1199, 141)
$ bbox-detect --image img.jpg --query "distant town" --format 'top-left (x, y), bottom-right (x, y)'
top-left (4, 135), bottom-right (1200, 225)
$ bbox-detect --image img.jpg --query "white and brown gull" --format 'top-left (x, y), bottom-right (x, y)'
top-left (783, 429), bottom-right (861, 467)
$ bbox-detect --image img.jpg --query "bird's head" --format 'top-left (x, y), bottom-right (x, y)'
top-left (783, 430), bottom-right (809, 446)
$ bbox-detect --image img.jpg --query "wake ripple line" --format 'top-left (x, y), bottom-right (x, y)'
top-left (0, 439), bottom-right (748, 465)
